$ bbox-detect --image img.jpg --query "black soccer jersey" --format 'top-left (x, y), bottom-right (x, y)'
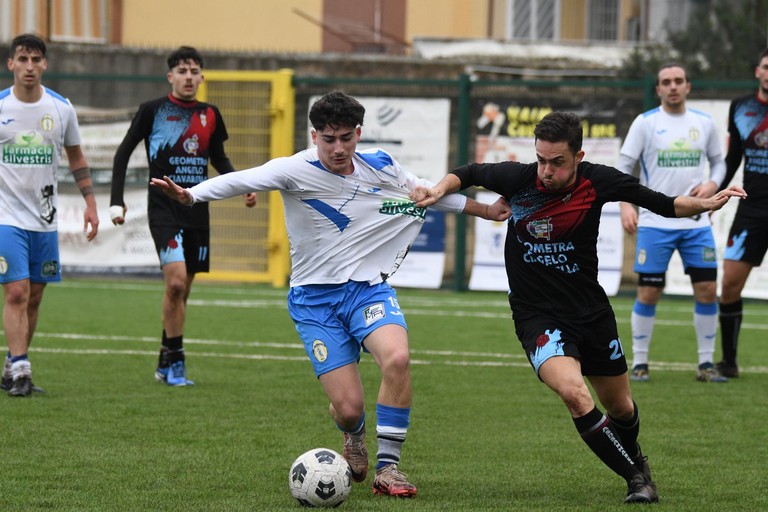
top-left (111, 94), bottom-right (233, 229)
top-left (721, 93), bottom-right (768, 219)
top-left (452, 161), bottom-right (676, 320)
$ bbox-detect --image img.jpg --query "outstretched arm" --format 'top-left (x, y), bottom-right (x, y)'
top-left (411, 174), bottom-right (463, 207)
top-left (463, 195), bottom-right (511, 221)
top-left (150, 176), bottom-right (194, 206)
top-left (674, 185), bottom-right (747, 217)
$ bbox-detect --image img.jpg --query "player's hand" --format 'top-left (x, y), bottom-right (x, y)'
top-left (84, 204), bottom-right (99, 241)
top-left (150, 176), bottom-right (193, 206)
top-left (487, 196), bottom-right (512, 221)
top-left (619, 202), bottom-right (638, 235)
top-left (244, 193), bottom-right (257, 208)
top-left (705, 185), bottom-right (747, 211)
top-left (110, 205), bottom-right (127, 225)
top-left (691, 180), bottom-right (718, 199)
top-left (410, 186), bottom-right (442, 207)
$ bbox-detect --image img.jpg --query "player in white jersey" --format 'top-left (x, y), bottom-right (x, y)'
top-left (152, 91), bottom-right (511, 498)
top-left (0, 34), bottom-right (99, 397)
top-left (617, 64), bottom-right (727, 383)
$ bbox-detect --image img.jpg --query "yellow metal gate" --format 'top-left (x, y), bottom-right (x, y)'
top-left (196, 70), bottom-right (294, 287)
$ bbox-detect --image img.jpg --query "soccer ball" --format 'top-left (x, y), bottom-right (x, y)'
top-left (288, 448), bottom-right (352, 507)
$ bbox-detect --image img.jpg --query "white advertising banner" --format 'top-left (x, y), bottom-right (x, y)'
top-left (664, 100), bottom-right (768, 299)
top-left (468, 138), bottom-right (624, 296)
top-left (58, 189), bottom-right (158, 272)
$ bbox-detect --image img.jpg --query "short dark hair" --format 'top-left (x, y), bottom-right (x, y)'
top-left (309, 91), bottom-right (365, 131)
top-left (9, 33), bottom-right (46, 59)
top-left (167, 46), bottom-right (204, 70)
top-left (758, 48), bottom-right (768, 65)
top-left (656, 62), bottom-right (688, 84)
top-left (534, 112), bottom-right (583, 155)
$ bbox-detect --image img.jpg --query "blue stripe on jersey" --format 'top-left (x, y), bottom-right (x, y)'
top-left (688, 108), bottom-right (712, 119)
top-left (357, 150), bottom-right (393, 171)
top-left (308, 159), bottom-right (328, 172)
top-left (302, 198), bottom-right (351, 232)
top-left (641, 106), bottom-right (661, 118)
top-left (45, 88), bottom-right (70, 104)
top-left (0, 87), bottom-right (11, 100)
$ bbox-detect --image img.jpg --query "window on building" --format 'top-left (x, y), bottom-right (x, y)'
top-left (587, 0), bottom-right (619, 41)
top-left (509, 0), bottom-right (559, 41)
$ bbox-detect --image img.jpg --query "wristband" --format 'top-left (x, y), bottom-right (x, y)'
top-left (109, 205), bottom-right (124, 221)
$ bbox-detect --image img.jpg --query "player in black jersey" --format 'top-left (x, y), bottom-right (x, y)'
top-left (412, 112), bottom-right (746, 504)
top-left (109, 46), bottom-right (255, 386)
top-left (716, 48), bottom-right (768, 378)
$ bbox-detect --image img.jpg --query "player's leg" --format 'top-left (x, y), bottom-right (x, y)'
top-left (520, 316), bottom-right (653, 503)
top-left (680, 227), bottom-right (724, 381)
top-left (289, 283), bottom-right (370, 484)
top-left (1, 227), bottom-right (58, 396)
top-left (22, 282), bottom-right (48, 394)
top-left (161, 262), bottom-right (194, 385)
top-left (589, 373), bottom-right (656, 503)
top-left (718, 216), bottom-right (767, 376)
top-left (151, 226), bottom-right (194, 385)
top-left (364, 323), bottom-right (415, 489)
top-left (631, 284), bottom-right (663, 380)
top-left (690, 277), bottom-right (724, 381)
top-left (718, 260), bottom-right (751, 376)
top-left (631, 227), bottom-right (675, 381)
top-left (539, 356), bottom-right (653, 499)
top-left (319, 364), bottom-right (368, 483)
top-left (2, 279), bottom-right (33, 396)
top-left (538, 358), bottom-right (632, 477)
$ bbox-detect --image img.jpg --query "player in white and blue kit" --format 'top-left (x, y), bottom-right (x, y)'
top-left (152, 91), bottom-right (511, 498)
top-left (617, 64), bottom-right (727, 383)
top-left (0, 34), bottom-right (99, 397)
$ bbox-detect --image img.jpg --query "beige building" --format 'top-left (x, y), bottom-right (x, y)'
top-left (1, 0), bottom-right (688, 54)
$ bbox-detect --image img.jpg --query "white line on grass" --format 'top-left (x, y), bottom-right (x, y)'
top-left (57, 281), bottom-right (768, 317)
top-left (20, 330), bottom-right (768, 374)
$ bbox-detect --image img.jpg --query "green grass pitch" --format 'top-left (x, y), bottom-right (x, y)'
top-left (1, 278), bottom-right (766, 511)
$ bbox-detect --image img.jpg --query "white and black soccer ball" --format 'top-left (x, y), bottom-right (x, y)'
top-left (288, 448), bottom-right (352, 507)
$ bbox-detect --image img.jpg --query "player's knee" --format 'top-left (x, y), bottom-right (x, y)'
top-left (165, 277), bottom-right (187, 299)
top-left (558, 385), bottom-right (594, 416)
top-left (3, 283), bottom-right (28, 307)
top-left (332, 400), bottom-right (365, 425)
top-left (381, 346), bottom-right (411, 374)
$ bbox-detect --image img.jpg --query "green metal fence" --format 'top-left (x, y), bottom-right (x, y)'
top-left (28, 71), bottom-right (757, 289)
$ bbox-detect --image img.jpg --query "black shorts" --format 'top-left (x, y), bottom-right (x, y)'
top-left (724, 214), bottom-right (768, 266)
top-left (514, 307), bottom-right (628, 377)
top-left (149, 225), bottom-right (210, 274)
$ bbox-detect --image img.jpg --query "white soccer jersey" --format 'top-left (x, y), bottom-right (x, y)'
top-left (618, 107), bottom-right (725, 229)
top-left (189, 148), bottom-right (467, 286)
top-left (0, 86), bottom-right (82, 231)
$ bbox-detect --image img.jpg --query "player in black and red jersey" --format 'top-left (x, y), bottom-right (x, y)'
top-left (716, 48), bottom-right (768, 378)
top-left (412, 112), bottom-right (746, 505)
top-left (110, 46), bottom-right (255, 386)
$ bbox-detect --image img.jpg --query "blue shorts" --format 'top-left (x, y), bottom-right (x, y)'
top-left (0, 225), bottom-right (61, 284)
top-left (287, 281), bottom-right (408, 377)
top-left (634, 226), bottom-right (717, 274)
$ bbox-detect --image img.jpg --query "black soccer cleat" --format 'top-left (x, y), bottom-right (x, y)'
top-left (625, 473), bottom-right (659, 504)
top-left (715, 360), bottom-right (740, 378)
